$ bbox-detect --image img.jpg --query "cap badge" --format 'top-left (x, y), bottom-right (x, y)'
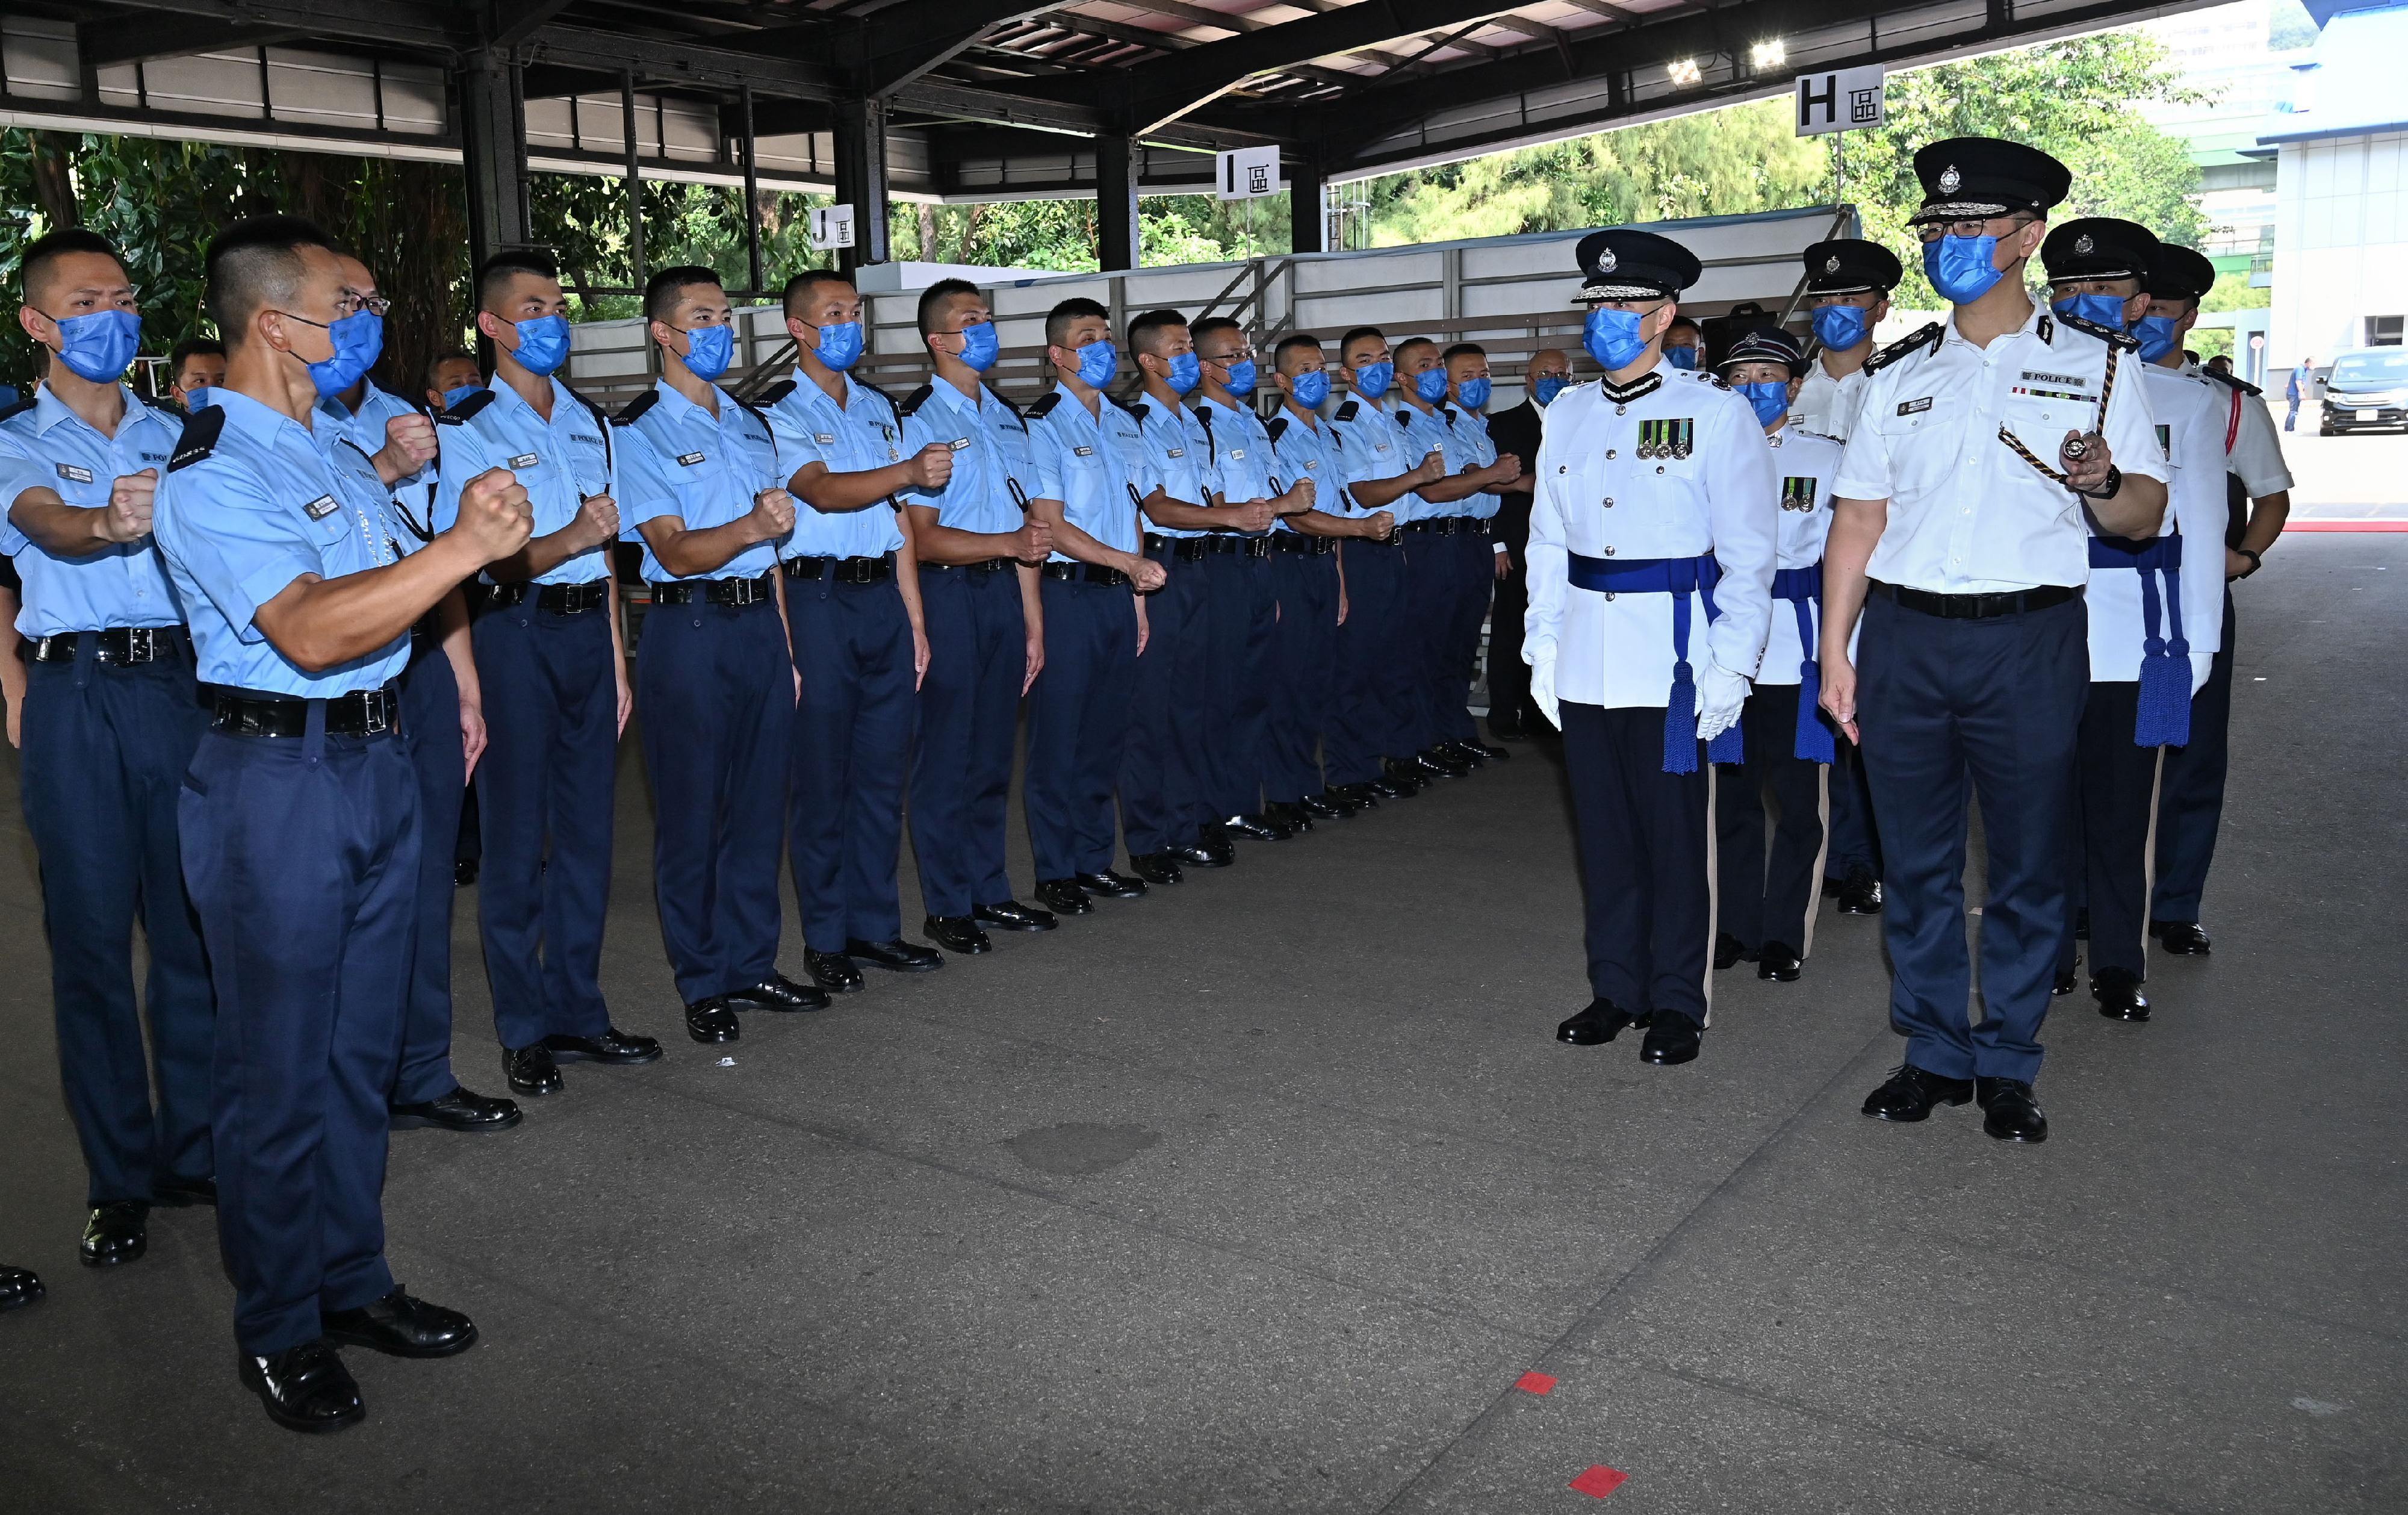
top-left (1595, 247), bottom-right (1618, 273)
top-left (1937, 164), bottom-right (1961, 194)
top-left (2074, 232), bottom-right (2094, 255)
top-left (1824, 255), bottom-right (1841, 274)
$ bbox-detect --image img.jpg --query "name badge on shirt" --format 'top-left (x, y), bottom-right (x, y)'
top-left (676, 451), bottom-right (707, 467)
top-left (1228, 447), bottom-right (1246, 460)
top-left (302, 494), bottom-right (340, 521)
top-left (1898, 397), bottom-right (1934, 416)
top-left (1304, 459), bottom-right (1320, 470)
top-left (55, 463), bottom-right (93, 484)
top-left (815, 433), bottom-right (836, 445)
top-left (1165, 447), bottom-right (1185, 458)
top-left (948, 437), bottom-right (973, 452)
top-left (508, 452), bottom-right (539, 469)
top-left (1073, 446), bottom-right (1096, 458)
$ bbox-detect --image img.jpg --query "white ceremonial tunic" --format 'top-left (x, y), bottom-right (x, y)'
top-left (1834, 306), bottom-right (2168, 595)
top-left (1792, 359), bottom-right (1870, 443)
top-left (1757, 426), bottom-right (1845, 688)
top-left (1525, 367), bottom-right (1780, 710)
top-left (2179, 359), bottom-right (2293, 499)
top-left (2080, 363), bottom-right (2226, 691)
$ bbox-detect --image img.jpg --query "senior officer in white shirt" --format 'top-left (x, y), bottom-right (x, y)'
top-left (1823, 140), bottom-right (2169, 1145)
top-left (1529, 228), bottom-right (1779, 1069)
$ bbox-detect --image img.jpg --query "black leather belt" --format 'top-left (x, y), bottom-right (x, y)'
top-left (1272, 534), bottom-right (1336, 556)
top-left (489, 580), bottom-right (610, 614)
top-left (1040, 562), bottom-right (1132, 587)
top-left (211, 684), bottom-right (400, 738)
top-left (1197, 536), bottom-right (1271, 558)
top-left (1404, 518), bottom-right (1475, 537)
top-left (650, 572), bottom-right (775, 607)
top-left (1144, 534), bottom-right (1210, 561)
top-left (920, 556), bottom-right (1016, 576)
top-left (784, 554), bottom-right (896, 584)
top-left (1872, 580), bottom-right (2083, 620)
top-left (25, 627), bottom-right (185, 664)
top-left (1353, 527), bottom-right (1402, 547)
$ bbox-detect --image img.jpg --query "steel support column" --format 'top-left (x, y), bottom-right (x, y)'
top-left (458, 49), bottom-right (529, 268)
top-left (1287, 151), bottom-right (1324, 255)
top-left (1095, 131), bottom-right (1143, 272)
top-left (833, 93), bottom-right (891, 271)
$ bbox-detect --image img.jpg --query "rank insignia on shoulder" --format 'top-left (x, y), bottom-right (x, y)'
top-left (675, 451), bottom-right (706, 466)
top-left (1781, 476), bottom-right (1819, 512)
top-left (1333, 400), bottom-right (1360, 422)
top-left (167, 405), bottom-right (226, 471)
top-left (1636, 418), bottom-right (1694, 461)
top-left (302, 494), bottom-right (340, 521)
top-left (508, 452), bottom-right (539, 469)
top-left (1898, 396), bottom-right (1933, 415)
top-left (55, 462), bottom-right (93, 484)
top-left (1866, 322), bottom-right (1944, 374)
top-left (1026, 391), bottom-right (1063, 420)
top-left (898, 383), bottom-right (936, 418)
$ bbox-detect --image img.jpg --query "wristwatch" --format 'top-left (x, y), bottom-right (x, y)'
top-left (2235, 546), bottom-right (2263, 578)
top-left (2078, 465), bottom-right (2123, 501)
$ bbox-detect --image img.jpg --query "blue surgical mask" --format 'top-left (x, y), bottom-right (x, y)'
top-left (1071, 338), bottom-right (1117, 389)
top-left (442, 384), bottom-right (483, 412)
top-left (1922, 234), bottom-right (2006, 305)
top-left (811, 319), bottom-right (864, 372)
top-left (512, 314), bottom-right (571, 376)
top-left (1412, 367), bottom-right (1449, 403)
top-left (1165, 350), bottom-right (1201, 396)
top-left (1221, 358), bottom-right (1257, 397)
top-left (1736, 379), bottom-right (1792, 428)
top-left (1532, 374), bottom-right (1568, 407)
top-left (1664, 344), bottom-right (1698, 371)
top-left (1352, 360), bottom-right (1394, 400)
top-left (1290, 370), bottom-right (1330, 408)
top-left (291, 308), bottom-right (383, 398)
top-left (2051, 293), bottom-right (2129, 332)
top-left (182, 387), bottom-right (214, 410)
top-left (681, 324), bottom-right (734, 381)
top-left (1811, 303), bottom-right (1870, 352)
top-left (1583, 308), bottom-right (1650, 372)
top-left (1457, 376), bottom-right (1491, 411)
top-left (43, 308), bottom-right (141, 384)
top-left (2133, 314), bottom-right (2182, 363)
top-left (957, 322), bottom-right (1000, 373)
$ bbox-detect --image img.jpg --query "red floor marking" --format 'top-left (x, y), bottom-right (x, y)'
top-left (2285, 520), bottom-right (2408, 531)
top-left (1569, 1465), bottom-right (1628, 1499)
top-left (1517, 1371), bottom-right (1557, 1395)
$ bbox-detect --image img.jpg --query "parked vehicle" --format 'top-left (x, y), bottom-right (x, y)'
top-left (2320, 347), bottom-right (2408, 435)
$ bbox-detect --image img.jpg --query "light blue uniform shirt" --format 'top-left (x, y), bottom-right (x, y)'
top-left (896, 379), bottom-right (1028, 537)
top-left (153, 388), bottom-right (412, 695)
top-left (1026, 384), bottom-right (1158, 562)
top-left (1435, 403), bottom-right (1501, 522)
top-left (318, 379), bottom-right (428, 487)
top-left (0, 384), bottom-right (186, 636)
top-left (1326, 397), bottom-right (1428, 526)
top-left (1193, 396), bottom-right (1279, 539)
top-left (1386, 400), bottom-right (1457, 523)
top-left (615, 379), bottom-right (781, 583)
top-left (762, 368), bottom-right (907, 560)
top-left (1263, 405), bottom-right (1351, 532)
top-left (1108, 391), bottom-right (1215, 540)
top-left (433, 378), bottom-right (614, 584)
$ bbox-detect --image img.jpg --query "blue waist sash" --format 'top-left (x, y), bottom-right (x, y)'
top-left (1769, 564), bottom-right (1836, 764)
top-left (1565, 552), bottom-right (1743, 773)
top-left (2087, 532), bottom-right (2189, 747)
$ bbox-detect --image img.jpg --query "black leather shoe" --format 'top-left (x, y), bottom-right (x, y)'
top-left (502, 1044), bottom-right (563, 1096)
top-left (1262, 800), bottom-right (1314, 833)
top-left (1639, 1013), bottom-right (1702, 1065)
top-left (79, 1202), bottom-right (147, 1267)
top-left (1975, 1077), bottom-right (2049, 1143)
top-left (1329, 783), bottom-right (1379, 809)
top-left (805, 949), bottom-right (864, 993)
top-left (545, 1027), bottom-right (665, 1065)
top-left (1035, 877), bottom-right (1093, 916)
top-left (1382, 759), bottom-right (1427, 792)
top-left (1556, 998), bottom-right (1648, 1045)
top-left (1446, 739), bottom-right (1506, 765)
top-left (725, 972), bottom-right (831, 1012)
top-left (1221, 813), bottom-right (1292, 842)
top-left (390, 1086), bottom-right (523, 1133)
top-left (2073, 907), bottom-right (2090, 941)
top-left (1757, 942), bottom-right (1802, 982)
top-left (323, 1287), bottom-right (477, 1358)
top-left (1833, 868), bottom-right (1883, 914)
top-left (1170, 840), bottom-right (1235, 868)
top-left (1414, 748), bottom-right (1471, 780)
top-left (153, 1174), bottom-right (217, 1207)
top-left (240, 1340), bottom-right (364, 1434)
top-left (1487, 717), bottom-right (1527, 742)
top-left (2052, 965), bottom-right (2079, 997)
top-left (453, 857), bottom-right (479, 888)
top-left (1299, 792), bottom-right (1350, 821)
top-left (1076, 869), bottom-right (1147, 900)
top-left (1367, 777), bottom-right (1413, 801)
top-left (1860, 1063), bottom-right (1974, 1122)
top-left (2091, 969), bottom-right (2151, 1022)
top-left (846, 938), bottom-right (943, 972)
top-left (1713, 932), bottom-right (1754, 971)
top-left (975, 899), bottom-right (1057, 932)
top-left (925, 915), bottom-right (993, 954)
top-left (2150, 919), bottom-right (2212, 956)
top-left (0, 1265), bottom-right (41, 1312)
top-left (1129, 851), bottom-right (1185, 886)
top-left (684, 998), bottom-right (740, 1044)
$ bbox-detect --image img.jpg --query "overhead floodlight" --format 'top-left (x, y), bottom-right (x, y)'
top-left (1750, 40), bottom-right (1785, 69)
top-left (1666, 57), bottom-right (1702, 85)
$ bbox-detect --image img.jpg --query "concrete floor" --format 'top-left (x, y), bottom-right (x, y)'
top-left (1, 535), bottom-right (2401, 1514)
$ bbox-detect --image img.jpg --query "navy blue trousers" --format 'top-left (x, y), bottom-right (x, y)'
top-left (1327, 538), bottom-right (1412, 785)
top-left (1433, 533), bottom-right (1491, 746)
top-left (1823, 738), bottom-right (1883, 880)
top-left (1266, 547), bottom-right (1338, 804)
top-left (2150, 590), bottom-right (2235, 924)
top-left (911, 565), bottom-right (1023, 917)
top-left (1202, 549), bottom-right (1275, 818)
top-left (394, 645), bottom-right (465, 1102)
top-left (635, 597), bottom-right (792, 1004)
top-left (1561, 702), bottom-right (1712, 1025)
top-left (473, 602), bottom-right (616, 1050)
top-left (22, 646), bottom-right (212, 1207)
top-left (1401, 532), bottom-right (1456, 752)
top-left (1857, 590), bottom-right (2086, 1084)
top-left (787, 575), bottom-right (914, 948)
top-left (1714, 683), bottom-right (1826, 954)
top-left (1122, 544), bottom-right (1209, 855)
top-left (1025, 576), bottom-right (1137, 879)
top-left (182, 717), bottom-right (417, 1354)
top-left (2057, 680), bottom-right (2157, 981)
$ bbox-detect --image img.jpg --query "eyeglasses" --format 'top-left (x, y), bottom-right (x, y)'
top-left (1915, 216), bottom-right (2033, 244)
top-left (336, 292), bottom-right (393, 318)
top-left (1204, 348), bottom-right (1257, 366)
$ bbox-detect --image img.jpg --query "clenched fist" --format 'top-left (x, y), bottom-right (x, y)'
top-left (1129, 558), bottom-right (1167, 593)
top-left (1413, 449), bottom-right (1447, 485)
top-left (904, 443), bottom-right (954, 490)
top-left (574, 492), bottom-right (620, 547)
top-left (1491, 452), bottom-right (1524, 484)
top-left (1357, 508), bottom-right (1395, 540)
top-left (1230, 500), bottom-right (1277, 533)
top-left (100, 468), bottom-right (157, 543)
top-left (456, 467), bottom-right (535, 562)
top-left (749, 487), bottom-right (797, 539)
top-left (375, 413), bottom-right (438, 483)
top-left (1012, 518), bottom-right (1055, 562)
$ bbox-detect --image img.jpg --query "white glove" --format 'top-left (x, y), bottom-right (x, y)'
top-left (1695, 662), bottom-right (1749, 745)
top-left (1530, 652), bottom-right (1562, 731)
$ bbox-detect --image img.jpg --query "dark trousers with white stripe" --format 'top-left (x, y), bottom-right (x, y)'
top-left (911, 565), bottom-right (1024, 916)
top-left (2150, 590), bottom-right (2235, 925)
top-left (2058, 681), bottom-right (2157, 982)
top-left (1327, 539), bottom-right (1410, 785)
top-left (1024, 576), bottom-right (1136, 879)
top-left (1561, 702), bottom-right (1712, 1027)
top-left (1714, 683), bottom-right (1825, 955)
top-left (1122, 544), bottom-right (1209, 856)
top-left (1857, 591), bottom-right (2086, 1084)
top-left (1266, 549), bottom-right (1338, 804)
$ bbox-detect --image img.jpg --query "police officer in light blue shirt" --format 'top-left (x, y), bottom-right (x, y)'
top-left (437, 249), bottom-right (655, 1102)
top-left (616, 264), bottom-right (823, 1044)
top-left (1437, 341), bottom-right (1518, 767)
top-left (896, 278), bottom-right (1057, 955)
top-left (153, 215), bottom-right (531, 1432)
top-left (759, 268), bottom-right (947, 990)
top-left (0, 228), bottom-right (212, 1274)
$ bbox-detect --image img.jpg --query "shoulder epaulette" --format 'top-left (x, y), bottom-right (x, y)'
top-left (898, 382), bottom-right (936, 418)
top-left (1025, 391), bottom-right (1063, 420)
top-left (438, 388), bottom-right (498, 426)
top-left (141, 394), bottom-right (182, 415)
top-left (1864, 322), bottom-right (1943, 375)
top-left (2058, 313), bottom-right (2140, 352)
top-left (1333, 399), bottom-right (1361, 423)
top-left (1702, 372), bottom-right (1730, 390)
top-left (615, 390), bottom-right (660, 426)
top-left (731, 394), bottom-right (772, 431)
top-left (2205, 368), bottom-right (2262, 397)
top-left (1192, 404), bottom-right (1216, 444)
top-left (1108, 389), bottom-right (1147, 415)
top-left (566, 388), bottom-right (610, 430)
top-left (0, 396), bottom-right (37, 426)
top-left (1264, 415), bottom-right (1290, 444)
top-left (168, 405), bottom-right (227, 473)
top-left (754, 378), bottom-right (798, 407)
top-left (1394, 409), bottom-right (1411, 426)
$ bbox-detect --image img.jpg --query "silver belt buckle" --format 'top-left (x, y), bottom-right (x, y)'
top-left (361, 692), bottom-right (391, 735)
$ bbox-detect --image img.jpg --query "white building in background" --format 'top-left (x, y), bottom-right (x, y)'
top-left (2257, 1), bottom-right (2408, 369)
